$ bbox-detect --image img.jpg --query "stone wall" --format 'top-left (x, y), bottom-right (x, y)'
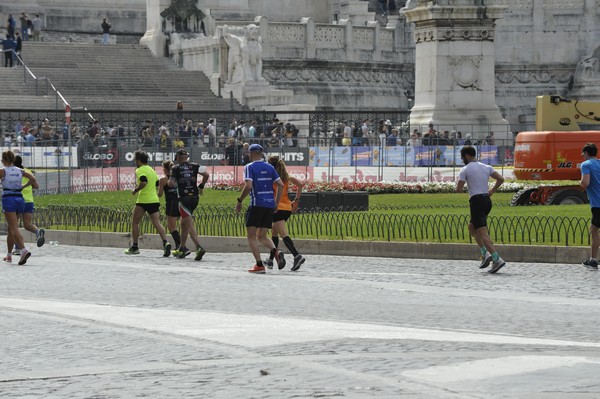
top-left (0, 0), bottom-right (146, 44)
top-left (4, 0), bottom-right (600, 133)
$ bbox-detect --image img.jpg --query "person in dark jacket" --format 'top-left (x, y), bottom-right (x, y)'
top-left (101, 17), bottom-right (111, 44)
top-left (2, 35), bottom-right (16, 67)
top-left (14, 32), bottom-right (22, 65)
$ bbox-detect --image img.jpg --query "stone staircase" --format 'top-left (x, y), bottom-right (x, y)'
top-left (0, 42), bottom-right (244, 112)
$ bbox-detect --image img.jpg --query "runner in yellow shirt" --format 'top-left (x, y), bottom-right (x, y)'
top-left (125, 151), bottom-right (171, 256)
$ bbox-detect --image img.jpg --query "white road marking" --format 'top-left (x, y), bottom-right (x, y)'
top-left (403, 355), bottom-right (600, 382)
top-left (1, 297), bottom-right (600, 349)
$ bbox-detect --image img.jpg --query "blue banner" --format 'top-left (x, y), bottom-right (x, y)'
top-left (309, 145), bottom-right (499, 167)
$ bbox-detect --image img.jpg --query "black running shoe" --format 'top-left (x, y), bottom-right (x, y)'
top-left (194, 246), bottom-right (206, 261)
top-left (163, 242), bottom-right (171, 257)
top-left (291, 254), bottom-right (305, 271)
top-left (174, 247), bottom-right (191, 259)
top-left (276, 250), bottom-right (286, 270)
top-left (36, 228), bottom-right (45, 247)
top-left (583, 259), bottom-right (599, 270)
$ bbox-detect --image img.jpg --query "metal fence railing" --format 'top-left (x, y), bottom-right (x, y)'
top-left (0, 113), bottom-right (517, 192)
top-left (31, 204), bottom-right (590, 247)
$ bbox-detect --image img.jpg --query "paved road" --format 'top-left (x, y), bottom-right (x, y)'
top-left (1, 241), bottom-right (599, 398)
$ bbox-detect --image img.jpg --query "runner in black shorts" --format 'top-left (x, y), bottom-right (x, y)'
top-left (265, 155), bottom-right (306, 271)
top-left (168, 149), bottom-right (209, 260)
top-left (456, 146), bottom-right (506, 274)
top-left (126, 151), bottom-right (171, 256)
top-left (158, 160), bottom-right (180, 252)
top-left (235, 144), bottom-right (285, 273)
top-left (469, 194), bottom-right (492, 229)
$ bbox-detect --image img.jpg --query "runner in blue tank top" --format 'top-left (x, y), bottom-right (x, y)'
top-left (235, 144), bottom-right (285, 273)
top-left (1, 150), bottom-right (38, 265)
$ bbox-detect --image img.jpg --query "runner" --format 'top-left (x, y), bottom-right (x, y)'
top-left (265, 155), bottom-right (306, 271)
top-left (234, 144), bottom-right (285, 273)
top-left (10, 155), bottom-right (45, 258)
top-left (1, 150), bottom-right (38, 265)
top-left (125, 151), bottom-right (171, 256)
top-left (455, 146), bottom-right (506, 273)
top-left (157, 160), bottom-right (180, 255)
top-left (579, 142), bottom-right (600, 270)
top-left (168, 149), bottom-right (209, 260)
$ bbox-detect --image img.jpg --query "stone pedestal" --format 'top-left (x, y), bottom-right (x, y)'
top-left (139, 0), bottom-right (169, 56)
top-left (403, 0), bottom-right (508, 137)
top-left (223, 81), bottom-right (295, 109)
top-left (335, 1), bottom-right (375, 26)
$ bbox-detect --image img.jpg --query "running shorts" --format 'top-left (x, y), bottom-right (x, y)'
top-left (178, 196), bottom-right (199, 218)
top-left (245, 206), bottom-right (274, 228)
top-left (136, 202), bottom-right (161, 215)
top-left (469, 194), bottom-right (492, 229)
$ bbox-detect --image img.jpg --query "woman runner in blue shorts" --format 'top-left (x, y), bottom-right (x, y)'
top-left (1, 150), bottom-right (38, 265)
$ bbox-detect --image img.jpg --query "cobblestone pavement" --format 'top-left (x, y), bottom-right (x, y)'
top-left (1, 242), bottom-right (600, 398)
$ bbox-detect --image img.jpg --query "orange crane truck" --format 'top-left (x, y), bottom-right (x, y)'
top-left (512, 95), bottom-right (600, 205)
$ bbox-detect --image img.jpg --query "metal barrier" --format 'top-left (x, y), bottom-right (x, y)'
top-left (31, 204), bottom-right (591, 247)
top-left (0, 109), bottom-right (517, 190)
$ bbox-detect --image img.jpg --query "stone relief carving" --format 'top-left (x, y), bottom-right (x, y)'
top-left (353, 28), bottom-right (374, 46)
top-left (223, 24), bottom-right (265, 84)
top-left (574, 47), bottom-right (600, 84)
top-left (494, 0), bottom-right (533, 8)
top-left (268, 25), bottom-right (305, 42)
top-left (448, 56), bottom-right (481, 90)
top-left (379, 31), bottom-right (394, 48)
top-left (496, 70), bottom-right (573, 84)
top-left (544, 0), bottom-right (583, 8)
top-left (315, 27), bottom-right (343, 44)
top-left (417, 28), bottom-right (494, 43)
top-left (262, 66), bottom-right (414, 87)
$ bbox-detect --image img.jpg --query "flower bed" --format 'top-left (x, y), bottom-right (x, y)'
top-left (211, 181), bottom-right (532, 194)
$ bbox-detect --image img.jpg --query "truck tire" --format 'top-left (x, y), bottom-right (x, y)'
top-left (546, 189), bottom-right (588, 205)
top-left (510, 188), bottom-right (538, 206)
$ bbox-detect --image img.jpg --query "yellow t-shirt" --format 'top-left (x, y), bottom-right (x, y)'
top-left (135, 164), bottom-right (159, 204)
top-left (21, 167), bottom-right (34, 203)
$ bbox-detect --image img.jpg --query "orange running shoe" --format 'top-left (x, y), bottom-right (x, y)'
top-left (248, 265), bottom-right (266, 274)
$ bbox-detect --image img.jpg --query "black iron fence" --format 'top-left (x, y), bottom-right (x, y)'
top-left (32, 204), bottom-right (590, 247)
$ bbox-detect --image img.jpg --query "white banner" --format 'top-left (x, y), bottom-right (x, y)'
top-left (2, 146), bottom-right (78, 168)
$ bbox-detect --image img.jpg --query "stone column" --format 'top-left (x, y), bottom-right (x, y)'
top-left (139, 0), bottom-right (169, 57)
top-left (403, 0), bottom-right (508, 135)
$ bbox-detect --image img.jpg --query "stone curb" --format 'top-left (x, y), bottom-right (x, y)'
top-left (21, 229), bottom-right (587, 264)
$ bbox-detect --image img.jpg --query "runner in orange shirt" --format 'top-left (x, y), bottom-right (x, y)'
top-left (265, 155), bottom-right (306, 271)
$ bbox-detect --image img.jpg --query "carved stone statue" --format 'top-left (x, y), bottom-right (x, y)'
top-left (574, 47), bottom-right (600, 83)
top-left (223, 24), bottom-right (264, 84)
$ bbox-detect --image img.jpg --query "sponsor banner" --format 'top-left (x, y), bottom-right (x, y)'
top-left (262, 148), bottom-right (308, 166)
top-left (384, 146), bottom-right (415, 166)
top-left (313, 166), bottom-right (514, 183)
top-left (478, 145), bottom-right (500, 165)
top-left (80, 147), bottom-right (119, 167)
top-left (117, 147), bottom-right (309, 166)
top-left (71, 165), bottom-right (314, 190)
top-left (1, 146), bottom-right (78, 168)
top-left (71, 167), bottom-right (137, 192)
top-left (309, 145), bottom-right (499, 167)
